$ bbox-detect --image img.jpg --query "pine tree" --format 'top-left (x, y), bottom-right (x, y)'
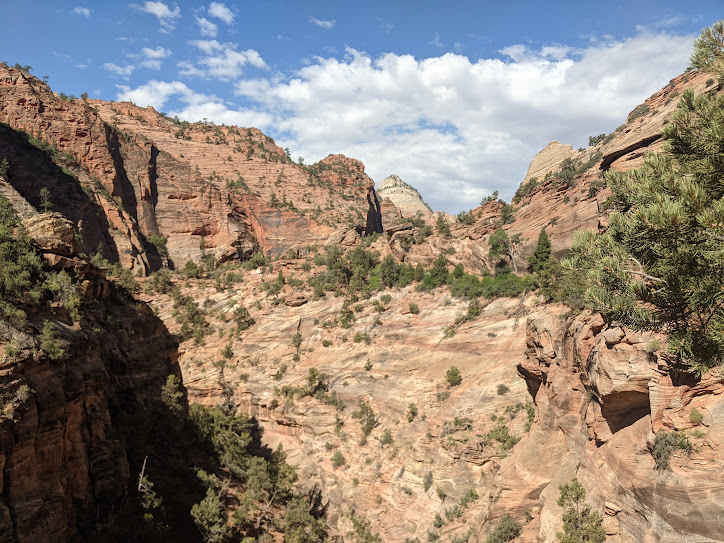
top-left (563, 25), bottom-right (724, 375)
top-left (689, 20), bottom-right (724, 76)
top-left (529, 227), bottom-right (552, 273)
top-left (556, 479), bottom-right (606, 543)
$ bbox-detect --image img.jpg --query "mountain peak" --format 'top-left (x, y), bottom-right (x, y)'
top-left (377, 174), bottom-right (432, 217)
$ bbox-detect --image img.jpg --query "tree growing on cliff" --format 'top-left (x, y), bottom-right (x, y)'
top-left (563, 32), bottom-right (724, 375)
top-left (445, 365), bottom-right (462, 387)
top-left (528, 227), bottom-right (552, 273)
top-left (489, 228), bottom-right (522, 274)
top-left (556, 479), bottom-right (606, 543)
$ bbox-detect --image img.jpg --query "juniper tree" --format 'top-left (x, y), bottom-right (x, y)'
top-left (563, 52), bottom-right (724, 375)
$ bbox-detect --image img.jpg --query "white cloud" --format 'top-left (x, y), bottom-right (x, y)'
top-left (72, 6), bottom-right (91, 17)
top-left (103, 62), bottom-right (135, 78)
top-left (120, 29), bottom-right (696, 212)
top-left (115, 80), bottom-right (272, 127)
top-left (182, 40), bottom-right (267, 80)
top-left (116, 80), bottom-right (194, 109)
top-left (429, 33), bottom-right (444, 49)
top-left (231, 31), bottom-right (695, 212)
top-left (197, 17), bottom-right (218, 38)
top-left (138, 46), bottom-right (172, 69)
top-left (381, 23), bottom-right (394, 34)
top-left (136, 1), bottom-right (181, 32)
top-left (309, 17), bottom-right (335, 30)
top-left (141, 46), bottom-right (172, 59)
top-left (208, 2), bottom-right (235, 24)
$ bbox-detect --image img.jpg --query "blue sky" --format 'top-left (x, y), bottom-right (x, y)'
top-left (1, 2), bottom-right (721, 212)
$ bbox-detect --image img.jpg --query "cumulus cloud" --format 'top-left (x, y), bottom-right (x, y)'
top-left (103, 62), bottom-right (135, 78)
top-left (136, 1), bottom-right (181, 32)
top-left (72, 7), bottom-right (91, 17)
top-left (115, 79), bottom-right (272, 127)
top-left (309, 17), bottom-right (335, 30)
top-left (138, 46), bottom-right (172, 69)
top-left (233, 31), bottom-right (694, 211)
top-left (116, 80), bottom-right (195, 109)
top-left (181, 40), bottom-right (267, 80)
top-left (208, 2), bottom-right (235, 24)
top-left (120, 29), bottom-right (695, 212)
top-left (196, 17), bottom-right (218, 37)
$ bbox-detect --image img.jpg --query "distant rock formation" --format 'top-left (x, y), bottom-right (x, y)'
top-left (377, 174), bottom-right (432, 218)
top-left (523, 140), bottom-right (576, 183)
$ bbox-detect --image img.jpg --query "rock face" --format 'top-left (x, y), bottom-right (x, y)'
top-left (0, 264), bottom-right (180, 542)
top-left (499, 310), bottom-right (724, 543)
top-left (90, 101), bottom-right (381, 237)
top-left (0, 65), bottom-right (382, 272)
top-left (522, 140), bottom-right (576, 183)
top-left (144, 271), bottom-right (539, 542)
top-left (377, 175), bottom-right (432, 220)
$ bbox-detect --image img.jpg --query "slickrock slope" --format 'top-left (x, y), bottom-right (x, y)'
top-left (500, 310), bottom-right (724, 543)
top-left (377, 174), bottom-right (433, 220)
top-left (0, 216), bottom-right (180, 543)
top-left (521, 141), bottom-right (576, 184)
top-left (145, 257), bottom-right (724, 542)
top-left (144, 265), bottom-right (538, 541)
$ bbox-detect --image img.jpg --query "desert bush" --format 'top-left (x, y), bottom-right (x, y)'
top-left (485, 515), bottom-right (521, 543)
top-left (445, 366), bottom-right (462, 387)
top-left (652, 431), bottom-right (694, 470)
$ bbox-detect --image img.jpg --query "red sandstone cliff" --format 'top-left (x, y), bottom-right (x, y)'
top-left (0, 65), bottom-right (383, 273)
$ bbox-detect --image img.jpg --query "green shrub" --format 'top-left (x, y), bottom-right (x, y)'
top-left (652, 431), bottom-right (694, 470)
top-left (512, 177), bottom-right (538, 203)
top-left (423, 471), bottom-right (433, 492)
top-left (556, 479), bottom-right (606, 543)
top-left (436, 214), bottom-right (451, 237)
top-left (445, 366), bottom-right (462, 387)
top-left (689, 408), bottom-right (703, 425)
top-left (146, 234), bottom-right (168, 257)
top-left (485, 515), bottom-right (521, 543)
top-left (146, 269), bottom-right (174, 294)
top-left (627, 103), bottom-right (650, 122)
top-left (496, 383), bottom-right (510, 395)
top-left (408, 302), bottom-right (420, 314)
top-left (352, 400), bottom-right (378, 437)
top-left (331, 451), bottom-right (346, 469)
top-left (39, 321), bottom-right (64, 360)
top-left (487, 424), bottom-right (520, 451)
top-left (406, 403), bottom-right (418, 422)
top-left (459, 488), bottom-right (479, 507)
top-left (456, 210), bottom-right (475, 225)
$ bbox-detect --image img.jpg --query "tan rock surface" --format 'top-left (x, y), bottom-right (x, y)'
top-left (522, 140), bottom-right (576, 183)
top-left (377, 175), bottom-right (433, 220)
top-left (144, 265), bottom-right (537, 541)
